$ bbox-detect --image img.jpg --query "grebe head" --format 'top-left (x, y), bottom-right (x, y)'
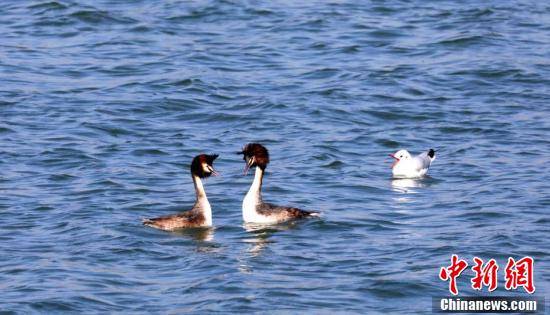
top-left (238, 143), bottom-right (269, 175)
top-left (191, 154), bottom-right (219, 178)
top-left (389, 149), bottom-right (411, 168)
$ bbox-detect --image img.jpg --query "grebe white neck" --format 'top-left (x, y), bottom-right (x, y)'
top-left (242, 166), bottom-right (265, 222)
top-left (193, 174), bottom-right (212, 226)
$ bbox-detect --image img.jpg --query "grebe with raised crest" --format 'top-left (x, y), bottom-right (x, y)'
top-left (143, 154), bottom-right (218, 230)
top-left (239, 143), bottom-right (319, 224)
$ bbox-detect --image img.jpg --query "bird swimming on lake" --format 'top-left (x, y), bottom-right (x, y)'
top-left (142, 154), bottom-right (218, 230)
top-left (390, 149), bottom-right (435, 178)
top-left (239, 143), bottom-right (319, 224)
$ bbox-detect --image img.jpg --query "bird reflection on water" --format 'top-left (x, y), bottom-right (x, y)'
top-left (242, 223), bottom-right (284, 257)
top-left (391, 178), bottom-right (428, 193)
top-left (390, 177), bottom-right (438, 206)
top-left (169, 227), bottom-right (215, 242)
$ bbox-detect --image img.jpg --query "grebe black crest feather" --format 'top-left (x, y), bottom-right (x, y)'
top-left (239, 143), bottom-right (269, 170)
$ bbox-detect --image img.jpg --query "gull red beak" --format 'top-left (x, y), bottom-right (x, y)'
top-left (389, 154), bottom-right (399, 168)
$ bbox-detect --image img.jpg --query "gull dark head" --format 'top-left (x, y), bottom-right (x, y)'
top-left (238, 143), bottom-right (269, 175)
top-left (191, 154), bottom-right (219, 178)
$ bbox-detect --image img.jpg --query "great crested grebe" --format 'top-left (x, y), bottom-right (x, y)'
top-left (143, 154), bottom-right (218, 230)
top-left (390, 149), bottom-right (435, 178)
top-left (239, 143), bottom-right (319, 224)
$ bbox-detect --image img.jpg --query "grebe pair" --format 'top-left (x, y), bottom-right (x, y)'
top-left (143, 143), bottom-right (318, 231)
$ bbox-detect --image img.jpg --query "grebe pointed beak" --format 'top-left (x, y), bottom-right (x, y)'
top-left (243, 157), bottom-right (255, 175)
top-left (207, 165), bottom-right (219, 176)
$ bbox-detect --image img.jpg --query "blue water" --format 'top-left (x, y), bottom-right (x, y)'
top-left (1, 1), bottom-right (549, 313)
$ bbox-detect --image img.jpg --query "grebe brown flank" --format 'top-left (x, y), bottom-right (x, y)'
top-left (389, 148), bottom-right (436, 178)
top-left (142, 154), bottom-right (219, 230)
top-left (239, 143), bottom-right (319, 224)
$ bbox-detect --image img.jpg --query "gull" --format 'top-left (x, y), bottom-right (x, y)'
top-left (390, 149), bottom-right (435, 178)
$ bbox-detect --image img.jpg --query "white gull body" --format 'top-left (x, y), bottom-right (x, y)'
top-left (391, 149), bottom-right (435, 178)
